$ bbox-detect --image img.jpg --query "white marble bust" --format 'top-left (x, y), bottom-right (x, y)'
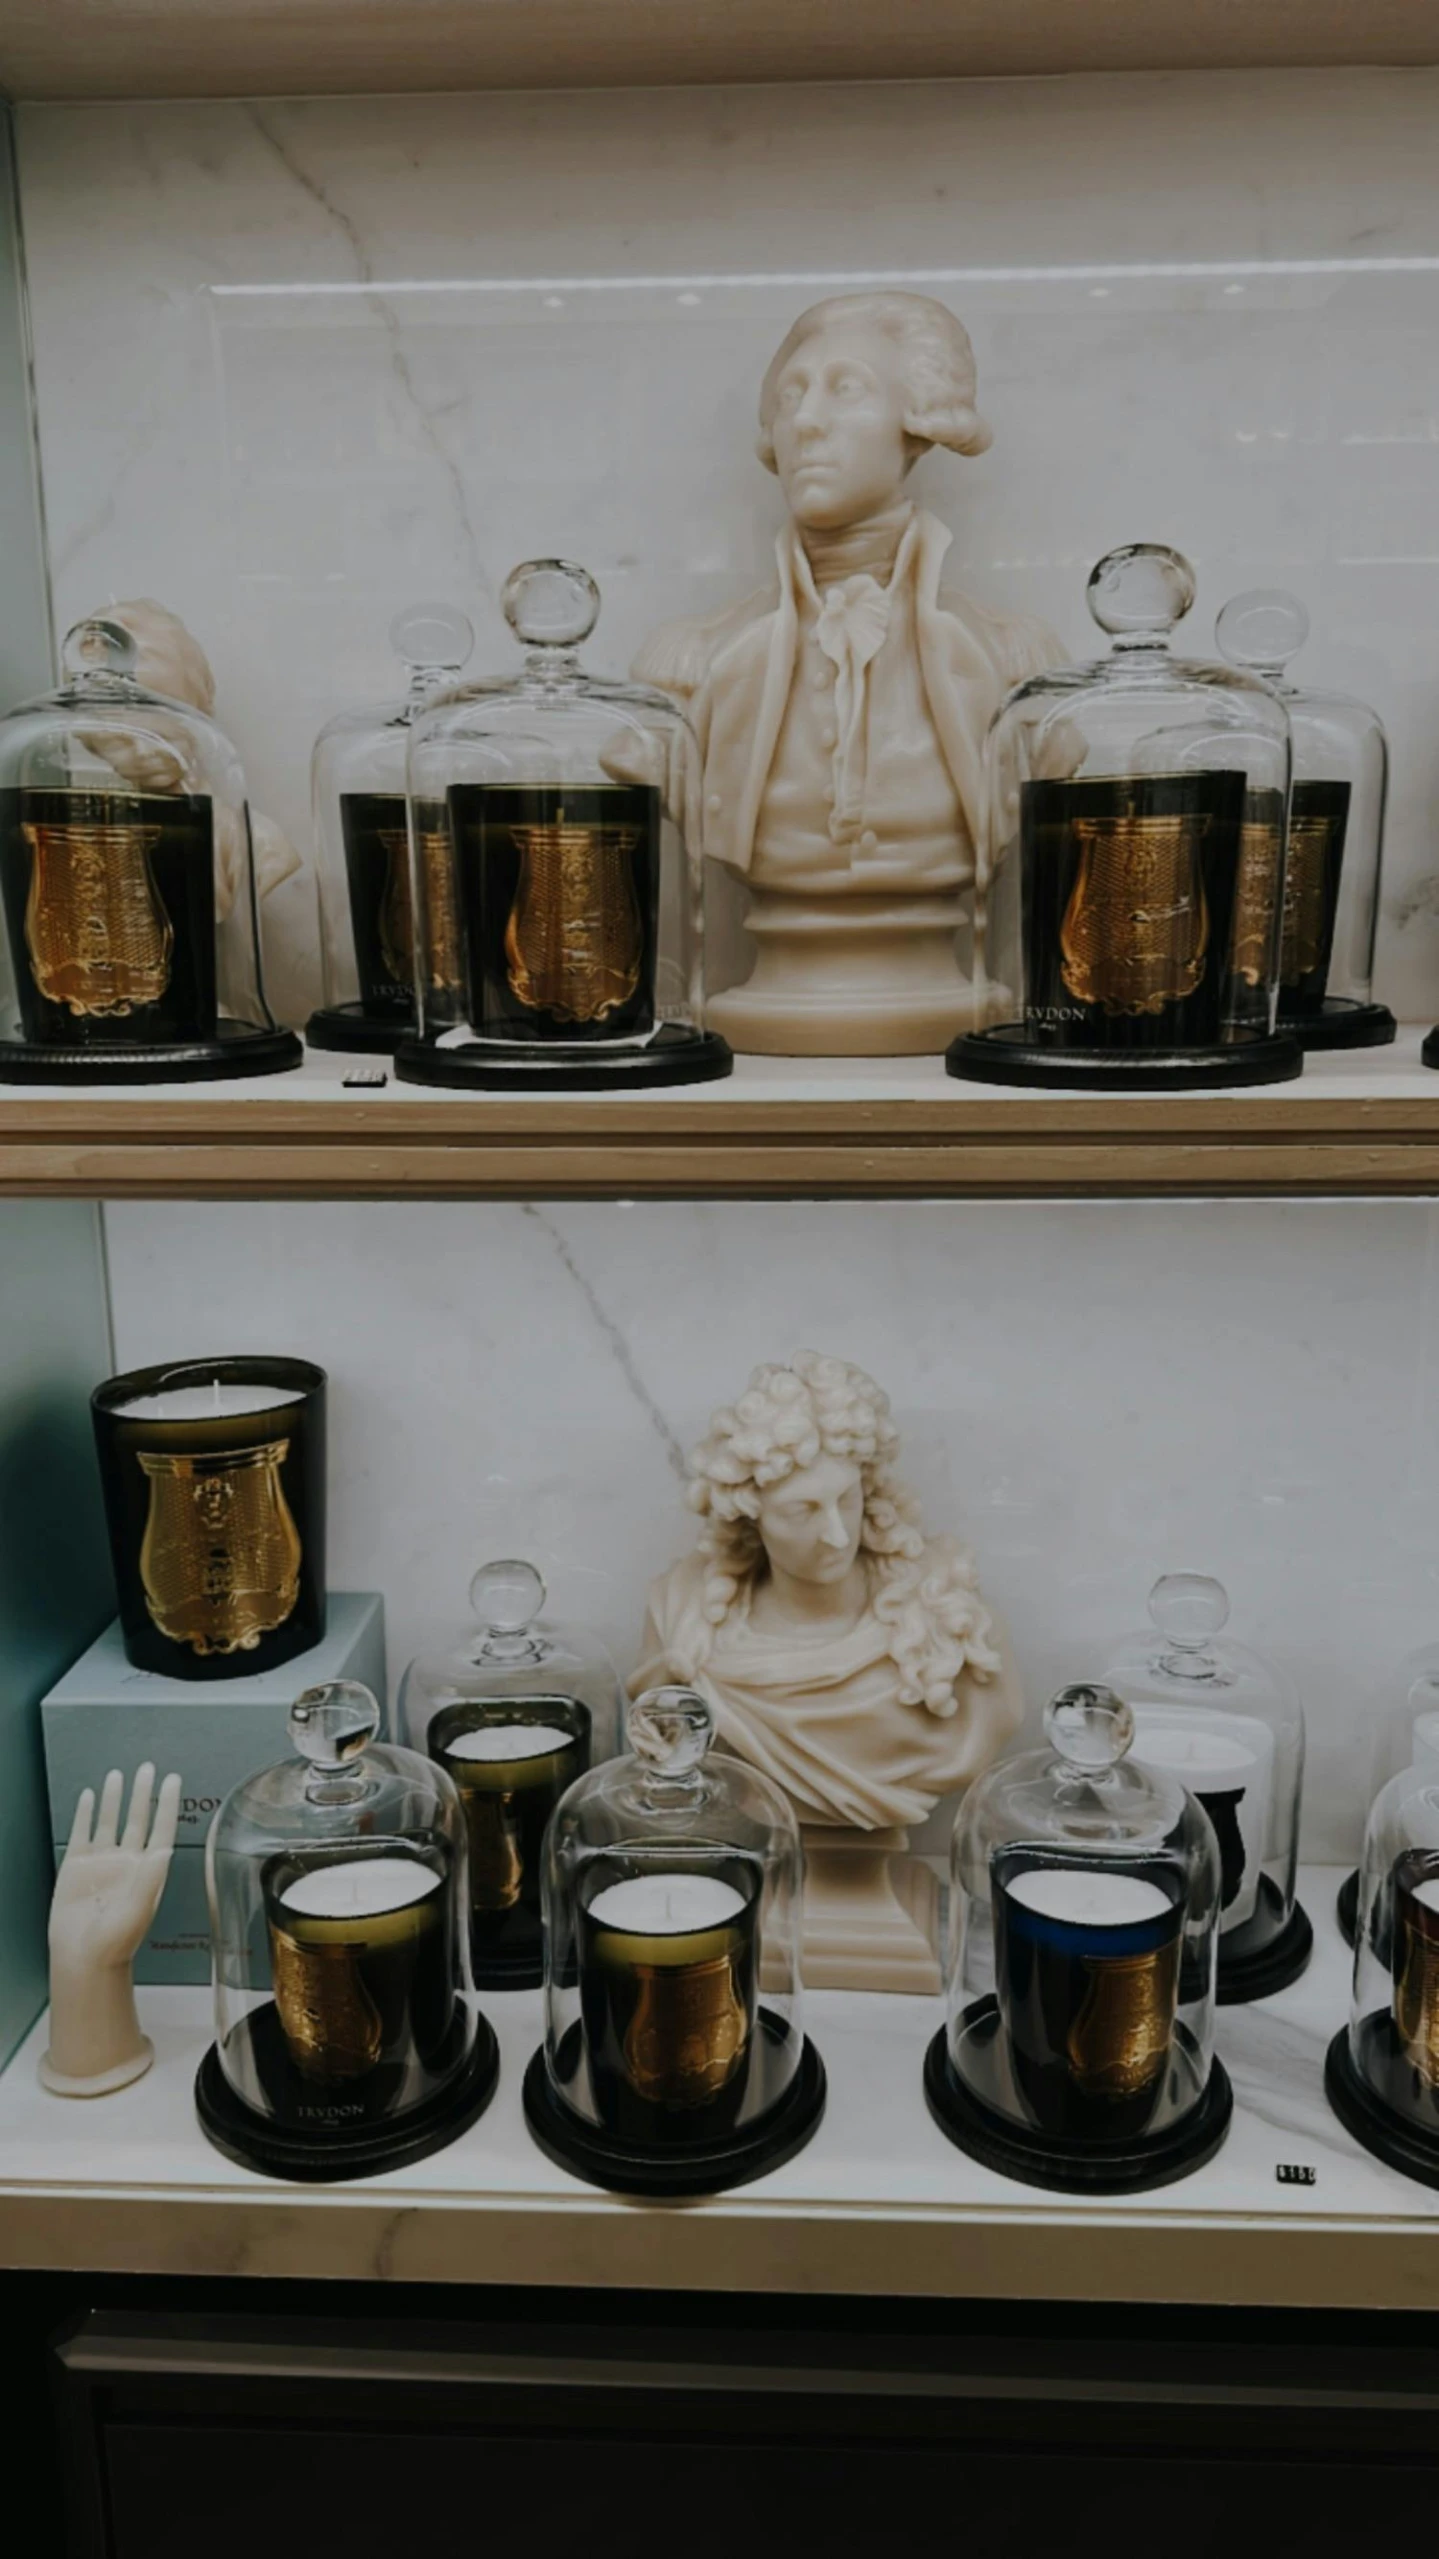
top-left (633, 1351), bottom-right (1022, 1989)
top-left (632, 293), bottom-right (1062, 1055)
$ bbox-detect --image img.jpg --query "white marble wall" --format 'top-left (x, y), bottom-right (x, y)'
top-left (15, 71), bottom-right (1439, 1026)
top-left (103, 1195), bottom-right (1439, 1862)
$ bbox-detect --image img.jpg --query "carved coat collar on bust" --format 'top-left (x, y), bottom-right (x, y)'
top-left (632, 508), bottom-right (1059, 883)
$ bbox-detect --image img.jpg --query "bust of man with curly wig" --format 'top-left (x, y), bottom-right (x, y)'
top-left (634, 1350), bottom-right (1021, 1837)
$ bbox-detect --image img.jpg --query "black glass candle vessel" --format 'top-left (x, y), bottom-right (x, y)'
top-left (1216, 590), bottom-right (1395, 1050)
top-left (396, 560), bottom-right (731, 1091)
top-left (0, 618), bottom-right (299, 1082)
top-left (1326, 1770), bottom-right (1439, 2190)
top-left (399, 1560), bottom-right (620, 1989)
top-left (523, 1685), bottom-right (824, 2196)
top-left (927, 1684), bottom-right (1231, 2194)
top-left (92, 1356), bottom-right (326, 1681)
top-left (197, 1681), bottom-right (498, 2182)
top-left (950, 545), bottom-right (1299, 1092)
top-left (307, 604), bottom-right (474, 1054)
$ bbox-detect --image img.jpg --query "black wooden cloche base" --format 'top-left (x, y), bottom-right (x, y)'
top-left (1215, 1884), bottom-right (1314, 2006)
top-left (1422, 1026), bottom-right (1439, 1070)
top-left (0, 1022), bottom-right (302, 1083)
top-left (522, 2016), bottom-right (826, 2197)
top-left (1283, 998), bottom-right (1395, 1051)
top-left (305, 1003), bottom-right (410, 1056)
top-left (195, 2006), bottom-right (499, 2184)
top-left (946, 1023), bottom-right (1303, 1092)
top-left (395, 1023), bottom-right (733, 1092)
top-left (1325, 2020), bottom-right (1439, 2192)
top-left (923, 2012), bottom-right (1233, 2196)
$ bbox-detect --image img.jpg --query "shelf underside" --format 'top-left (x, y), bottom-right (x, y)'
top-left (2, 0), bottom-right (1437, 102)
top-left (0, 1869), bottom-right (1434, 2307)
top-left (2, 1037), bottom-right (1439, 1200)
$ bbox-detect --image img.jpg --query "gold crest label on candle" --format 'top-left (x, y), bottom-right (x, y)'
top-left (624, 1949), bottom-right (751, 2107)
top-left (22, 815), bottom-right (171, 1015)
top-left (270, 1929), bottom-right (385, 2082)
top-left (1066, 1937), bottom-right (1183, 2100)
top-left (136, 1437), bottom-right (302, 1656)
top-left (1228, 805), bottom-right (1284, 989)
top-left (504, 809), bottom-right (643, 1024)
top-left (1394, 1884), bottom-right (1439, 2091)
top-left (1060, 811), bottom-right (1210, 1016)
top-left (376, 821), bottom-right (463, 995)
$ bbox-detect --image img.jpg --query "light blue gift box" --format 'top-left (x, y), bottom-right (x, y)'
top-left (42, 1591), bottom-right (387, 1985)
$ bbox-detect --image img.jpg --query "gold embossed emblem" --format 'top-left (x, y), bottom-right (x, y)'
top-left (1395, 1908), bottom-right (1439, 2089)
top-left (270, 1929), bottom-right (383, 2082)
top-left (377, 823), bottom-right (463, 995)
top-left (624, 1950), bottom-right (750, 2108)
top-left (22, 818), bottom-right (171, 1015)
top-left (504, 811), bottom-right (642, 1023)
top-left (1280, 811), bottom-right (1336, 985)
top-left (1061, 812), bottom-right (1210, 1015)
top-left (1066, 1939), bottom-right (1181, 2101)
top-left (461, 1791), bottom-right (526, 1912)
top-left (1230, 813), bottom-right (1284, 988)
top-left (136, 1438), bottom-right (301, 1656)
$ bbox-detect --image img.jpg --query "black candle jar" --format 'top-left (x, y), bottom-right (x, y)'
top-left (92, 1355), bottom-right (326, 1679)
top-left (426, 1695), bottom-right (590, 1985)
top-left (927, 1685), bottom-right (1232, 2195)
top-left (260, 1838), bottom-right (459, 2124)
top-left (573, 1852), bottom-right (760, 2149)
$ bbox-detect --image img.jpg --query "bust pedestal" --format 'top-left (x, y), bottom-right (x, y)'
top-left (799, 1825), bottom-right (941, 1993)
top-left (710, 886), bottom-right (998, 1057)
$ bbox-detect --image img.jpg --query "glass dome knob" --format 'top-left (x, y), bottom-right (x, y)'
top-left (1149, 1572), bottom-right (1230, 1648)
top-left (1215, 588), bottom-right (1309, 680)
top-left (1044, 1683), bottom-right (1135, 1770)
top-left (628, 1684), bottom-right (713, 1776)
top-left (1086, 544), bottom-right (1196, 642)
top-left (61, 616), bottom-right (139, 683)
top-left (289, 1680), bottom-right (381, 1767)
top-left (470, 1556), bottom-right (545, 1633)
top-left (502, 558), bottom-right (600, 651)
top-left (389, 600), bottom-right (474, 675)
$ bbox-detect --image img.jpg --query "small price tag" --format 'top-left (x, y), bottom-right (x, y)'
top-left (1276, 2163), bottom-right (1316, 2186)
top-left (342, 1069), bottom-right (388, 1089)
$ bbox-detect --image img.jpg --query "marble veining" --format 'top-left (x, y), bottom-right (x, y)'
top-left (15, 72), bottom-right (1439, 1029)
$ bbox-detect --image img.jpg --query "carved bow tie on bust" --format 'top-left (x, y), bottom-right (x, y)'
top-left (815, 573), bottom-right (894, 842)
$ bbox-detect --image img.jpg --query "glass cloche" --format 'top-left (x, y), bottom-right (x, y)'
top-left (0, 617), bottom-right (300, 1082)
top-left (398, 1557), bottom-right (622, 1990)
top-left (1337, 1645), bottom-right (1439, 1948)
top-left (1217, 589), bottom-right (1394, 1050)
top-left (196, 1680), bottom-right (498, 2181)
top-left (306, 602), bottom-right (475, 1055)
top-left (928, 1683), bottom-right (1231, 2192)
top-left (949, 544), bottom-right (1298, 1091)
top-left (1102, 1573), bottom-right (1310, 2002)
top-left (1327, 1758), bottom-right (1439, 2190)
top-left (522, 1684), bottom-right (825, 2195)
top-left (395, 559), bottom-right (732, 1090)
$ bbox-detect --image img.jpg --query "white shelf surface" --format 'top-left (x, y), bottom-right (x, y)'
top-left (2, 1866), bottom-right (1437, 2306)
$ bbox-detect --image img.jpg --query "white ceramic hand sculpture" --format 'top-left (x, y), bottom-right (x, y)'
top-left (633, 1350), bottom-right (1023, 1991)
top-left (629, 292), bottom-right (1064, 1055)
top-left (40, 1763), bottom-right (182, 2098)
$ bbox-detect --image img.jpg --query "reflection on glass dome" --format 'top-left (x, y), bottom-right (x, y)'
top-left (948, 544), bottom-right (1299, 1092)
top-left (399, 1556), bottom-right (621, 1989)
top-left (927, 1683), bottom-right (1232, 2193)
top-left (395, 559), bottom-right (732, 1091)
top-left (196, 1679), bottom-right (498, 2181)
top-left (522, 1684), bottom-right (826, 2195)
top-left (1102, 1573), bottom-right (1310, 2002)
top-left (0, 619), bottom-right (300, 1082)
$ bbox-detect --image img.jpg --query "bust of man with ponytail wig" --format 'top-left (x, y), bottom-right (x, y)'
top-left (629, 292), bottom-right (1063, 1055)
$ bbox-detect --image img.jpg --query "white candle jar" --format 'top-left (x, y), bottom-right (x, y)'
top-left (1101, 1573), bottom-right (1308, 2002)
top-left (930, 1683), bottom-right (1230, 2194)
top-left (399, 1559), bottom-right (622, 1990)
top-left (524, 1684), bottom-right (825, 2196)
top-left (198, 1680), bottom-right (498, 2182)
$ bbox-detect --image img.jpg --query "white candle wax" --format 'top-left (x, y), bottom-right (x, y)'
top-left (116, 1380), bottom-right (306, 1421)
top-left (1129, 1726), bottom-right (1260, 1780)
top-left (588, 1874), bottom-right (747, 1935)
top-left (443, 1723), bottom-right (572, 1764)
top-left (280, 1857), bottom-right (441, 1920)
top-left (1006, 1869), bottom-right (1171, 1928)
top-left (1411, 1876), bottom-right (1439, 1916)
